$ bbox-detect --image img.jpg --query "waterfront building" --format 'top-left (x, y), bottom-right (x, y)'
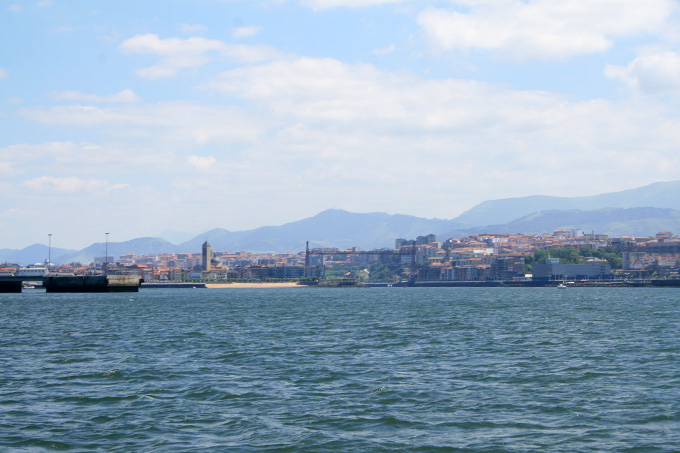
top-left (491, 256), bottom-right (526, 280)
top-left (532, 258), bottom-right (612, 281)
top-left (266, 264), bottom-right (306, 279)
top-left (202, 240), bottom-right (212, 271)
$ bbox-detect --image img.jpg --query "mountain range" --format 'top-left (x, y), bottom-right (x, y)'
top-left (453, 180), bottom-right (680, 226)
top-left (3, 180), bottom-right (680, 265)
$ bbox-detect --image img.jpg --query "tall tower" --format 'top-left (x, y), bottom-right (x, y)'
top-left (202, 240), bottom-right (212, 271)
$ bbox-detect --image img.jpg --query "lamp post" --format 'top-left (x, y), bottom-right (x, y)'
top-left (48, 233), bottom-right (52, 273)
top-left (105, 233), bottom-right (109, 275)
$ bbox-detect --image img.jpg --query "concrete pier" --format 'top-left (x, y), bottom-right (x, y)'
top-left (44, 275), bottom-right (141, 293)
top-left (0, 275), bottom-right (141, 293)
top-left (0, 281), bottom-right (23, 293)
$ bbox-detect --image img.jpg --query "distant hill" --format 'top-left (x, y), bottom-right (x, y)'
top-left (56, 237), bottom-right (178, 264)
top-left (0, 211), bottom-right (459, 265)
top-left (0, 244), bottom-right (75, 266)
top-left (453, 180), bottom-right (680, 227)
top-left (179, 209), bottom-right (460, 253)
top-left (1, 238), bottom-right (178, 266)
top-left (441, 207), bottom-right (680, 239)
top-left (505, 207), bottom-right (680, 237)
top-left (5, 181), bottom-right (680, 265)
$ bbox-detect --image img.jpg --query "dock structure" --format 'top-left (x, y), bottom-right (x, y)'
top-left (0, 275), bottom-right (142, 293)
top-left (0, 280), bottom-right (23, 293)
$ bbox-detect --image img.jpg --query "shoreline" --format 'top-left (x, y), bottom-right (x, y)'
top-left (205, 282), bottom-right (302, 289)
top-left (141, 279), bottom-right (680, 289)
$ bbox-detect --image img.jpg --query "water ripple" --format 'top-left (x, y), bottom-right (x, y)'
top-left (1, 287), bottom-right (680, 451)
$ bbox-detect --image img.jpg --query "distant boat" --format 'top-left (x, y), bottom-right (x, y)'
top-left (557, 283), bottom-right (567, 288)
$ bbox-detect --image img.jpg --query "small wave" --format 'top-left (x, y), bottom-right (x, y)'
top-left (54, 394), bottom-right (136, 405)
top-left (51, 357), bottom-right (83, 364)
top-left (9, 439), bottom-right (71, 450)
top-left (125, 394), bottom-right (164, 407)
top-left (89, 415), bottom-right (114, 423)
top-left (637, 413), bottom-right (680, 425)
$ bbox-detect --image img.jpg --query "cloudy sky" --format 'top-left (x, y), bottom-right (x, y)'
top-left (2, 0), bottom-right (680, 250)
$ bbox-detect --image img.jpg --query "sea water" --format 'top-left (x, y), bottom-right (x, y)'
top-left (1, 287), bottom-right (679, 451)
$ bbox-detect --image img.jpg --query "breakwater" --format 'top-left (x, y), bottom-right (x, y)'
top-left (45, 276), bottom-right (141, 293)
top-left (0, 276), bottom-right (142, 293)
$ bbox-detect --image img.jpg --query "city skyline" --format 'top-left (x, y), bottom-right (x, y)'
top-left (2, 0), bottom-right (680, 250)
top-left (5, 229), bottom-right (679, 286)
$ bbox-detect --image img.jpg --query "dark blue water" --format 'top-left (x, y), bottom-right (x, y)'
top-left (2, 287), bottom-right (679, 451)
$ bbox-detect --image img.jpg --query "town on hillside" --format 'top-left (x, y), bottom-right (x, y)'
top-left (3, 230), bottom-right (680, 285)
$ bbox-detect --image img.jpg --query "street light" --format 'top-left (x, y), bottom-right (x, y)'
top-left (105, 233), bottom-right (109, 275)
top-left (48, 233), bottom-right (52, 270)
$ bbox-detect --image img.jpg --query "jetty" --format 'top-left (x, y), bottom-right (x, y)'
top-left (0, 275), bottom-right (142, 293)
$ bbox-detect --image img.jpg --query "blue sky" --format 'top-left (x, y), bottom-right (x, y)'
top-left (2, 0), bottom-right (680, 250)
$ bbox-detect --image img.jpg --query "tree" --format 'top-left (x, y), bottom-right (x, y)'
top-left (592, 247), bottom-right (623, 269)
top-left (532, 248), bottom-right (582, 265)
top-left (368, 261), bottom-right (405, 282)
top-left (525, 246), bottom-right (623, 272)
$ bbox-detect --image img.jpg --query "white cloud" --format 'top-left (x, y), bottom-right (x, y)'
top-left (0, 141), bottom-right (179, 184)
top-left (119, 34), bottom-right (288, 79)
top-left (51, 89), bottom-right (141, 103)
top-left (187, 155), bottom-right (217, 169)
top-left (0, 68), bottom-right (8, 79)
top-left (208, 57), bottom-right (523, 129)
top-left (606, 51), bottom-right (680, 94)
top-left (180, 23), bottom-right (207, 34)
top-left (24, 176), bottom-right (121, 193)
top-left (372, 44), bottom-right (395, 55)
top-left (204, 56), bottom-right (680, 196)
top-left (300, 0), bottom-right (409, 9)
top-left (119, 34), bottom-right (224, 78)
top-left (232, 26), bottom-right (261, 39)
top-left (0, 161), bottom-right (15, 176)
top-left (418, 0), bottom-right (677, 60)
top-left (14, 56), bottom-right (680, 238)
top-left (20, 103), bottom-right (265, 147)
top-left (9, 4), bottom-right (21, 12)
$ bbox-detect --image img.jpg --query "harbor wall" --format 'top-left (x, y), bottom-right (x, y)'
top-left (45, 276), bottom-right (141, 293)
top-left (0, 281), bottom-right (22, 293)
top-left (106, 275), bottom-right (142, 292)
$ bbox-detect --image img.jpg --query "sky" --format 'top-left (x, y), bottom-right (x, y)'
top-left (2, 0), bottom-right (680, 250)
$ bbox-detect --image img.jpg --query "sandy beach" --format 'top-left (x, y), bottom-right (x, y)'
top-left (205, 282), bottom-right (302, 289)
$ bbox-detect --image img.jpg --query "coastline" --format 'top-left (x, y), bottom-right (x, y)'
top-left (142, 279), bottom-right (680, 289)
top-left (205, 282), bottom-right (302, 289)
